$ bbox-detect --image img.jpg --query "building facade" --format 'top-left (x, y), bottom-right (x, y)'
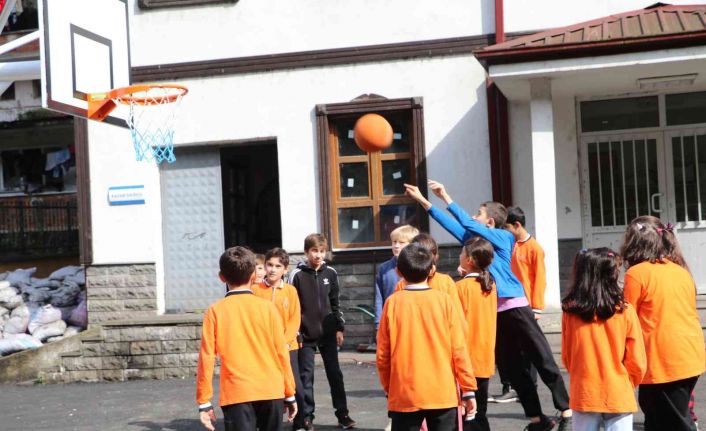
top-left (2, 0), bottom-right (705, 348)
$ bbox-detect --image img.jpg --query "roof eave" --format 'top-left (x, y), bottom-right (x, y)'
top-left (475, 30), bottom-right (706, 67)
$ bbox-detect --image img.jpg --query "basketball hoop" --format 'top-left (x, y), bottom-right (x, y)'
top-left (87, 84), bottom-right (188, 164)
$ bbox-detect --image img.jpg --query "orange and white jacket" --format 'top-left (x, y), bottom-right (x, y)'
top-left (395, 271), bottom-right (464, 317)
top-left (511, 235), bottom-right (546, 311)
top-left (377, 284), bottom-right (477, 412)
top-left (562, 304), bottom-right (646, 413)
top-left (253, 279), bottom-right (301, 351)
top-left (196, 289), bottom-right (296, 409)
top-left (456, 274), bottom-right (497, 378)
top-left (624, 260), bottom-right (705, 384)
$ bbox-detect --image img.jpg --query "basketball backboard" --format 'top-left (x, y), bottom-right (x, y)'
top-left (38, 0), bottom-right (131, 127)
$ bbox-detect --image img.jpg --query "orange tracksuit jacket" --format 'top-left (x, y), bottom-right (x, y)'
top-left (562, 304), bottom-right (646, 413)
top-left (252, 280), bottom-right (301, 351)
top-left (377, 285), bottom-right (477, 412)
top-left (510, 235), bottom-right (546, 311)
top-left (624, 260), bottom-right (706, 384)
top-left (394, 272), bottom-right (464, 315)
top-left (455, 274), bottom-right (497, 378)
top-left (196, 290), bottom-right (296, 407)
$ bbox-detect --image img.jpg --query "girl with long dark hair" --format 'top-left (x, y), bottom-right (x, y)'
top-left (620, 216), bottom-right (705, 431)
top-left (456, 237), bottom-right (497, 431)
top-left (561, 247), bottom-right (646, 431)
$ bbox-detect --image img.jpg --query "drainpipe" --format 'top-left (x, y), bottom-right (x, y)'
top-left (486, 0), bottom-right (512, 205)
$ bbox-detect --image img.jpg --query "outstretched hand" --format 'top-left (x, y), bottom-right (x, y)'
top-left (427, 180), bottom-right (453, 204)
top-left (403, 184), bottom-right (432, 210)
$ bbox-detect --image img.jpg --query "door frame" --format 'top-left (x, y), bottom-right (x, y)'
top-left (579, 131), bottom-right (669, 248)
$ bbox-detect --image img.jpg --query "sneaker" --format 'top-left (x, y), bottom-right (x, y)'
top-left (524, 416), bottom-right (556, 431)
top-left (338, 415), bottom-right (356, 429)
top-left (296, 419), bottom-right (314, 431)
top-left (384, 418), bottom-right (392, 431)
top-left (493, 388), bottom-right (519, 403)
top-left (556, 416), bottom-right (572, 431)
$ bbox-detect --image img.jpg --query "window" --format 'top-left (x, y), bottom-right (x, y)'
top-left (0, 83), bottom-right (15, 101)
top-left (671, 132), bottom-right (706, 223)
top-left (585, 138), bottom-right (659, 227)
top-left (580, 96), bottom-right (659, 132)
top-left (0, 146), bottom-right (76, 194)
top-left (666, 91), bottom-right (706, 126)
top-left (317, 97), bottom-right (428, 249)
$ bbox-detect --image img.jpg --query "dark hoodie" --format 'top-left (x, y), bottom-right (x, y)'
top-left (288, 260), bottom-right (345, 344)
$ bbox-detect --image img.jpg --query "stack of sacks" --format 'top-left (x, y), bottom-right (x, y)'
top-left (0, 266), bottom-right (88, 356)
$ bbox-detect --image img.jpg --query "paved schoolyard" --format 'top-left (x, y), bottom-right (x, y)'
top-left (0, 357), bottom-right (703, 431)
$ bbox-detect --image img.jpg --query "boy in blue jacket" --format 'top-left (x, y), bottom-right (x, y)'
top-left (404, 180), bottom-right (572, 431)
top-left (374, 224), bottom-right (419, 329)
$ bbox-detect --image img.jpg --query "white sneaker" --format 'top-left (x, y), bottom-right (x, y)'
top-left (385, 418), bottom-right (392, 431)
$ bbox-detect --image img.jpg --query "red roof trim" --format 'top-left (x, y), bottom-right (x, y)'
top-left (475, 3), bottom-right (706, 65)
top-left (476, 29), bottom-right (706, 65)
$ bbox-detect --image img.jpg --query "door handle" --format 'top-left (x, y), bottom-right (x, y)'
top-left (651, 193), bottom-right (663, 213)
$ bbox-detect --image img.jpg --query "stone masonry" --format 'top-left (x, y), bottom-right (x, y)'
top-left (86, 264), bottom-right (158, 324)
top-left (38, 316), bottom-right (203, 384)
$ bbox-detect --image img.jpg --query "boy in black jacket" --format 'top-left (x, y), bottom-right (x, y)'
top-left (288, 233), bottom-right (356, 430)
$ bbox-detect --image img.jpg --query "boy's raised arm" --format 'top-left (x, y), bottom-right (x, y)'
top-left (404, 184), bottom-right (469, 243)
top-left (446, 202), bottom-right (508, 250)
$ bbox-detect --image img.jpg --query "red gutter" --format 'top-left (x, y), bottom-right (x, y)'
top-left (486, 0), bottom-right (512, 205)
top-left (476, 30), bottom-right (706, 65)
top-left (495, 0), bottom-right (505, 44)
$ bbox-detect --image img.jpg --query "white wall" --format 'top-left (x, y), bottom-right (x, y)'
top-left (508, 98), bottom-right (582, 239)
top-left (504, 0), bottom-right (701, 33)
top-left (87, 56), bottom-right (491, 268)
top-left (87, 120), bottom-right (165, 310)
top-left (130, 0), bottom-right (495, 66)
top-left (168, 56), bottom-right (491, 251)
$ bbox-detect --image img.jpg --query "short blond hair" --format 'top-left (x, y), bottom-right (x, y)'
top-left (390, 225), bottom-right (419, 243)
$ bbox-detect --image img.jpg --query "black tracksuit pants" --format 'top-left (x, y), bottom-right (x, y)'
top-left (222, 399), bottom-right (283, 431)
top-left (639, 376), bottom-right (699, 431)
top-left (496, 305), bottom-right (569, 418)
top-left (463, 377), bottom-right (490, 431)
top-left (391, 407), bottom-right (458, 431)
top-left (295, 331), bottom-right (349, 423)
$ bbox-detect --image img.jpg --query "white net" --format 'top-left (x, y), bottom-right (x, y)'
top-left (114, 86), bottom-right (186, 164)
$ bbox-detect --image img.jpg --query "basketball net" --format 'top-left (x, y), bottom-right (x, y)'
top-left (118, 86), bottom-right (185, 164)
top-left (87, 84), bottom-right (188, 164)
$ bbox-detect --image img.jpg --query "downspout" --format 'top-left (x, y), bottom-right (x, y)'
top-left (486, 0), bottom-right (512, 205)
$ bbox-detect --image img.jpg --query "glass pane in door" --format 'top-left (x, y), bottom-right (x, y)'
top-left (586, 137), bottom-right (659, 227)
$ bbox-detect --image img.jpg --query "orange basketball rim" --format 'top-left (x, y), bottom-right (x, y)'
top-left (87, 84), bottom-right (189, 122)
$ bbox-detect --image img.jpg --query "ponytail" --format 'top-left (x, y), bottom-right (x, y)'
top-left (462, 237), bottom-right (495, 293)
top-left (475, 269), bottom-right (494, 293)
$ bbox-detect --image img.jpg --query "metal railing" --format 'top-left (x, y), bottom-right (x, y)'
top-left (0, 202), bottom-right (79, 261)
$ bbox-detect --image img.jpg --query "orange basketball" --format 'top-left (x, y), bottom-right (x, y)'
top-left (354, 113), bottom-right (393, 152)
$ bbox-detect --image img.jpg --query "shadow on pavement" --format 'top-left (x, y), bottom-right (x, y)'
top-left (311, 426), bottom-right (381, 431)
top-left (129, 419), bottom-right (220, 430)
top-left (345, 389), bottom-right (387, 398)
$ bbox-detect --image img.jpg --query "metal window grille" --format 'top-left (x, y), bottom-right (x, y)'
top-left (0, 202), bottom-right (79, 261)
top-left (586, 138), bottom-right (659, 227)
top-left (671, 133), bottom-right (706, 223)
